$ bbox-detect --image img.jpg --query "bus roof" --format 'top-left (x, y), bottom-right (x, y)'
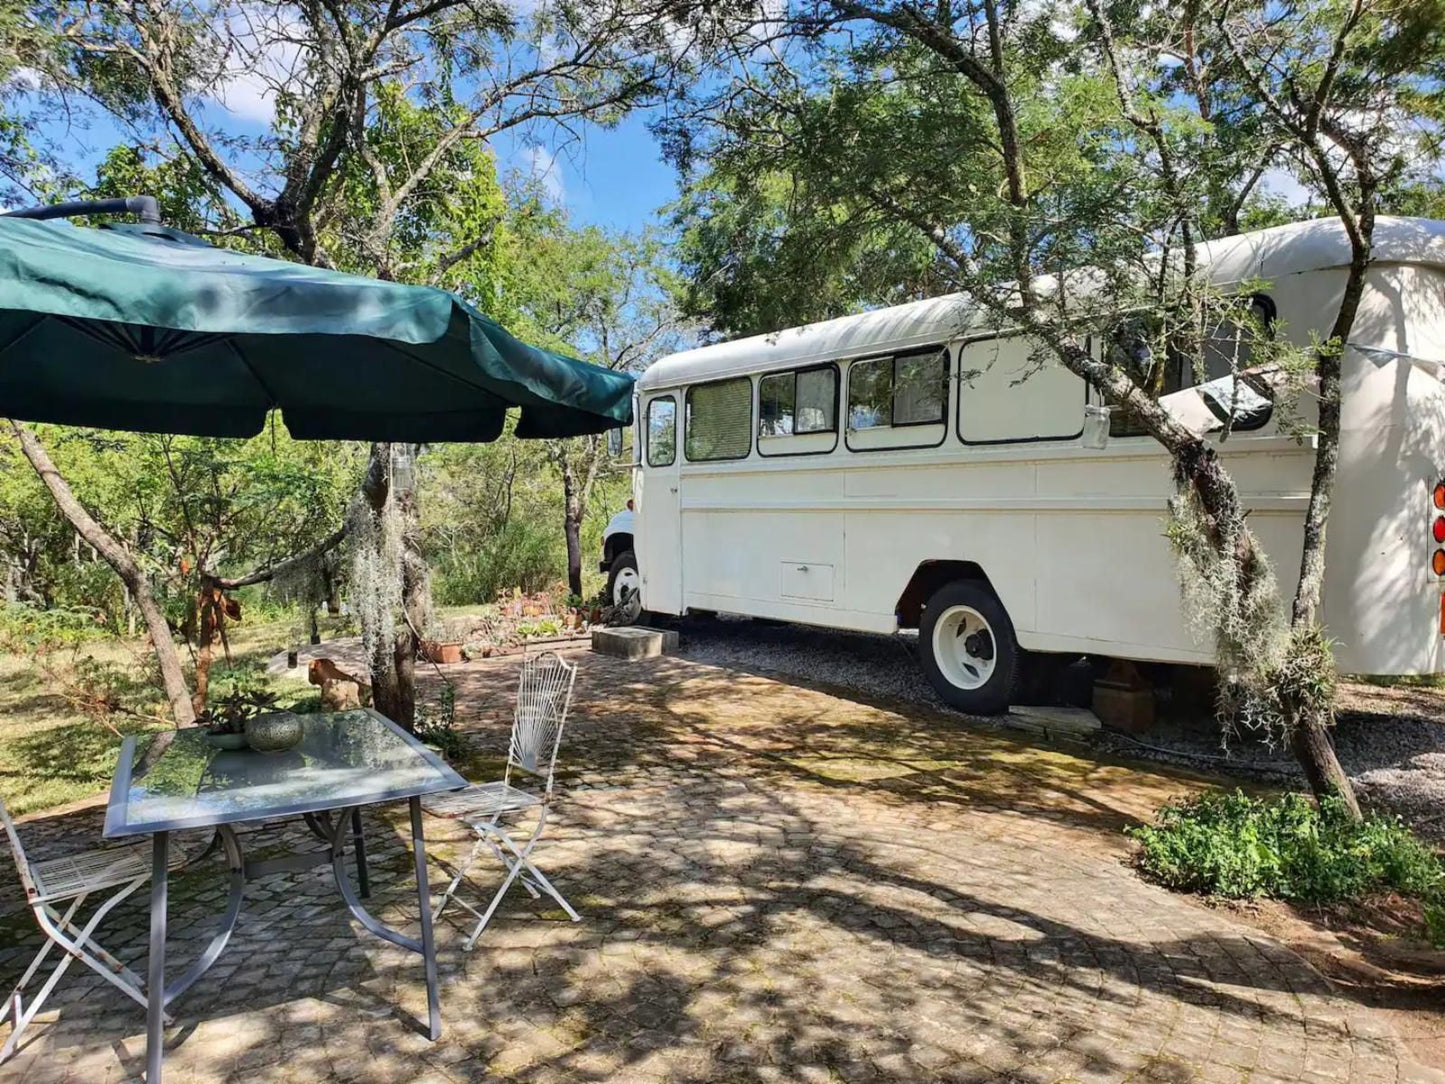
top-left (638, 215), bottom-right (1445, 392)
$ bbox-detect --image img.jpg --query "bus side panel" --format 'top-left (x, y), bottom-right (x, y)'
top-left (680, 464), bottom-right (848, 615)
top-left (682, 508), bottom-right (847, 612)
top-left (842, 509), bottom-right (1037, 632)
top-left (1324, 265), bottom-right (1445, 676)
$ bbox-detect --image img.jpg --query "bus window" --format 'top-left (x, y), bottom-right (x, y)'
top-left (760, 366), bottom-right (837, 437)
top-left (647, 397), bottom-right (676, 466)
top-left (895, 349), bottom-right (947, 425)
top-left (1107, 296), bottom-right (1275, 437)
top-left (759, 365), bottom-right (839, 456)
top-left (847, 347), bottom-right (947, 430)
top-left (1203, 294), bottom-right (1277, 382)
top-left (848, 358), bottom-right (892, 430)
top-left (685, 377), bottom-right (752, 461)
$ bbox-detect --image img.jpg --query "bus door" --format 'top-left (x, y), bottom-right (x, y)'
top-left (638, 393), bottom-right (683, 615)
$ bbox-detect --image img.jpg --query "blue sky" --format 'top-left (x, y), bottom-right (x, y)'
top-left (27, 81), bottom-right (680, 236)
top-left (493, 114), bottom-right (680, 233)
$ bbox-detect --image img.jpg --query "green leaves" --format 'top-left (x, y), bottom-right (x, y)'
top-left (1131, 790), bottom-right (1445, 932)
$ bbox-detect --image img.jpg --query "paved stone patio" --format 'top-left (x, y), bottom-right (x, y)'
top-left (0, 650), bottom-right (1440, 1083)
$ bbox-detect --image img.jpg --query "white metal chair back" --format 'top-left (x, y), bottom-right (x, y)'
top-left (0, 798), bottom-right (39, 903)
top-left (505, 651), bottom-right (576, 795)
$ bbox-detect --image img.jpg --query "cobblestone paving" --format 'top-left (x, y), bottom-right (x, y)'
top-left (0, 651), bottom-right (1439, 1083)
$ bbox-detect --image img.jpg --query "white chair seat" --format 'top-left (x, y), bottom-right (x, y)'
top-left (29, 845), bottom-right (157, 903)
top-left (425, 782), bottom-right (541, 824)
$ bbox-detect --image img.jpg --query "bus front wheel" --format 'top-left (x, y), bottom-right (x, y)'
top-left (920, 580), bottom-right (1023, 715)
top-left (606, 551), bottom-right (644, 625)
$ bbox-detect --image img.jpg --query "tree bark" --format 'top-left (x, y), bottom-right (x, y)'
top-left (360, 442), bottom-right (426, 731)
top-left (562, 458), bottom-right (584, 598)
top-left (9, 421), bottom-right (196, 726)
top-left (1290, 718), bottom-right (1361, 818)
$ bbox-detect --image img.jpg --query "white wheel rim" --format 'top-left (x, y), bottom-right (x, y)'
top-left (931, 604), bottom-right (997, 691)
top-left (613, 567), bottom-right (642, 621)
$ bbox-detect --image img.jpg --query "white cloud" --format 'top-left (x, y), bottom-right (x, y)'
top-left (522, 145), bottom-right (566, 204)
top-left (7, 67), bottom-right (42, 92)
top-left (208, 8), bottom-right (305, 125)
top-left (1259, 167), bottom-right (1312, 206)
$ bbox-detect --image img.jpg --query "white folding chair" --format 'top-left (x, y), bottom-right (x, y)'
top-left (0, 797), bottom-right (177, 1062)
top-left (425, 650), bottom-right (581, 949)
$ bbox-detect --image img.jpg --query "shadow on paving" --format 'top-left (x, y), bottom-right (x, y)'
top-left (0, 651), bottom-right (1427, 1082)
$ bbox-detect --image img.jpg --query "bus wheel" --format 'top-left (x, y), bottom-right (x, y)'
top-left (920, 580), bottom-right (1022, 714)
top-left (607, 551), bottom-right (643, 625)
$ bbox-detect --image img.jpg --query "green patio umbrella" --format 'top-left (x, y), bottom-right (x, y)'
top-left (0, 215), bottom-right (634, 440)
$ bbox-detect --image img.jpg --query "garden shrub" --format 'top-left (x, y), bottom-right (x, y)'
top-left (433, 519), bottom-right (560, 605)
top-left (1130, 790), bottom-right (1445, 943)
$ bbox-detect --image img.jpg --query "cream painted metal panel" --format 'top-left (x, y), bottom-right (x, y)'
top-left (958, 337), bottom-right (1086, 444)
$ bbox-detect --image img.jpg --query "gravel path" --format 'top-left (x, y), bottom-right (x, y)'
top-left (673, 614), bottom-right (1445, 832)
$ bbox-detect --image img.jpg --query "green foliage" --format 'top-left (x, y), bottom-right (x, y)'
top-left (0, 421), bottom-right (363, 631)
top-left (0, 602), bottom-right (107, 651)
top-left (1131, 791), bottom-right (1445, 941)
top-left (415, 682), bottom-right (464, 760)
top-left (198, 685), bottom-right (281, 735)
top-left (516, 617), bottom-right (563, 639)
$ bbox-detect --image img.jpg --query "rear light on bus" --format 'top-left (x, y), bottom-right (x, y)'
top-left (1432, 479), bottom-right (1445, 578)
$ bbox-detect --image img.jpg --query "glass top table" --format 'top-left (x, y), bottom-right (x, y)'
top-left (103, 709), bottom-right (466, 1084)
top-left (104, 708), bottom-right (465, 838)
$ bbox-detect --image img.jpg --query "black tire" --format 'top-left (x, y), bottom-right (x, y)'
top-left (606, 550), bottom-right (643, 625)
top-left (919, 579), bottom-right (1024, 714)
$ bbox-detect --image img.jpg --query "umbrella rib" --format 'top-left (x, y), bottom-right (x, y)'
top-left (56, 315), bottom-right (137, 355)
top-left (0, 313), bottom-right (48, 355)
top-left (370, 336), bottom-right (513, 407)
top-left (225, 341), bottom-right (280, 411)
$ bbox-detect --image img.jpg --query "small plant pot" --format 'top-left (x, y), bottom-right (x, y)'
top-left (204, 730), bottom-right (249, 752)
top-left (244, 711), bottom-right (304, 754)
top-left (422, 640), bottom-right (464, 664)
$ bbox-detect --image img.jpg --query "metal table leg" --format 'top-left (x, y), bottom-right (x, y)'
top-left (410, 796), bottom-right (440, 1040)
top-left (146, 831), bottom-right (168, 1084)
top-left (327, 803), bottom-right (441, 1041)
top-left (352, 808), bottom-right (371, 900)
top-left (163, 826), bottom-right (244, 1007)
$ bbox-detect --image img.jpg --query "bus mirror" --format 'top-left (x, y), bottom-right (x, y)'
top-left (606, 427), bottom-right (623, 457)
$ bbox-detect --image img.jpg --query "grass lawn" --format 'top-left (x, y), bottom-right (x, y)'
top-left (0, 616), bottom-right (335, 817)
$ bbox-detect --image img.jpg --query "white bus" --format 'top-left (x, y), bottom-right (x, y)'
top-left (602, 216), bottom-right (1445, 713)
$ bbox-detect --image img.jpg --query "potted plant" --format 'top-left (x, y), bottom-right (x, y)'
top-left (420, 617), bottom-right (466, 665)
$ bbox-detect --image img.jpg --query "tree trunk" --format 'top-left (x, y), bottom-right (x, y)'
top-left (1289, 715), bottom-right (1361, 818)
top-left (360, 442), bottom-right (427, 732)
top-left (562, 459), bottom-right (584, 598)
top-left (9, 421), bottom-right (196, 726)
top-left (1276, 211), bottom-right (1374, 819)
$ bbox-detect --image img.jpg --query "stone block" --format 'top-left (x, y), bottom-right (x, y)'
top-left (591, 625), bottom-right (678, 660)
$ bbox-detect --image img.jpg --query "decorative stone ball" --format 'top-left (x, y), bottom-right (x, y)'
top-left (244, 711), bottom-right (304, 754)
